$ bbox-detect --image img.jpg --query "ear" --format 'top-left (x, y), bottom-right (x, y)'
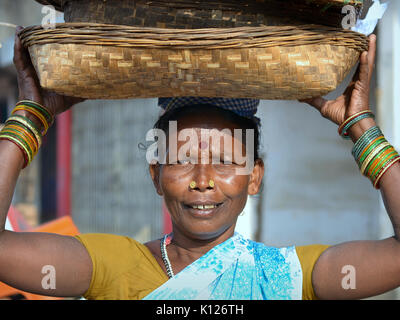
top-left (247, 159), bottom-right (265, 195)
top-left (149, 164), bottom-right (163, 196)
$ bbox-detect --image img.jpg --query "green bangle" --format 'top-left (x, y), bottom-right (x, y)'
top-left (341, 112), bottom-right (375, 140)
top-left (0, 127), bottom-right (34, 160)
top-left (373, 156), bottom-right (400, 189)
top-left (358, 137), bottom-right (387, 168)
top-left (6, 115), bottom-right (42, 148)
top-left (352, 126), bottom-right (382, 159)
top-left (16, 100), bottom-right (54, 126)
top-left (0, 130), bottom-right (32, 164)
top-left (353, 127), bottom-right (382, 158)
top-left (371, 150), bottom-right (399, 182)
top-left (363, 144), bottom-right (392, 176)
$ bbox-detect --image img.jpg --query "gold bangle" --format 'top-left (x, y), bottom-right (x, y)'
top-left (360, 142), bottom-right (391, 176)
top-left (17, 100), bottom-right (55, 126)
top-left (5, 124), bottom-right (38, 155)
top-left (6, 116), bottom-right (42, 148)
top-left (12, 106), bottom-right (49, 135)
top-left (338, 110), bottom-right (374, 136)
top-left (0, 132), bottom-right (32, 164)
top-left (373, 156), bottom-right (400, 189)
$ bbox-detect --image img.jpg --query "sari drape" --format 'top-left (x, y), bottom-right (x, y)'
top-left (143, 232), bottom-right (302, 300)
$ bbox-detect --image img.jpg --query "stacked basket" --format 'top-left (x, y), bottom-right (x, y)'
top-left (25, 0), bottom-right (369, 100)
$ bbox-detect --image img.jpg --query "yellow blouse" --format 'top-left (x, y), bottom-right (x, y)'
top-left (75, 233), bottom-right (330, 300)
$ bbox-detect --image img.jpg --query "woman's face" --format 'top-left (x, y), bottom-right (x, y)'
top-left (150, 111), bottom-right (264, 241)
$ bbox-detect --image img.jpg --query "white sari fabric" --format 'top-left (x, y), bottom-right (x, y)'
top-left (144, 233), bottom-right (302, 300)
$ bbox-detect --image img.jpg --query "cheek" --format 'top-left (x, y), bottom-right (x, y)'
top-left (159, 166), bottom-right (191, 196)
top-left (218, 173), bottom-right (250, 199)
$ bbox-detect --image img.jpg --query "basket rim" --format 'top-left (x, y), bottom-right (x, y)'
top-left (34, 0), bottom-right (364, 12)
top-left (20, 22), bottom-right (369, 51)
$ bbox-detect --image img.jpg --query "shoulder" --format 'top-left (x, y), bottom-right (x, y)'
top-left (74, 233), bottom-right (166, 299)
top-left (295, 244), bottom-right (331, 300)
top-left (75, 233), bottom-right (145, 261)
top-left (75, 233), bottom-right (150, 276)
top-left (295, 244), bottom-right (331, 264)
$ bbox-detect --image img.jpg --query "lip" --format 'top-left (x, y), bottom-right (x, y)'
top-left (182, 201), bottom-right (224, 218)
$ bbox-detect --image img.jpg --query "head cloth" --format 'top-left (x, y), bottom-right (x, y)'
top-left (158, 97), bottom-right (260, 124)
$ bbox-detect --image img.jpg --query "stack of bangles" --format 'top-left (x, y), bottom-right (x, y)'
top-left (339, 110), bottom-right (400, 189)
top-left (0, 100), bottom-right (54, 169)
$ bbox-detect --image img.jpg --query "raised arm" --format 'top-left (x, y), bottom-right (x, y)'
top-left (0, 27), bottom-right (91, 297)
top-left (301, 34), bottom-right (400, 299)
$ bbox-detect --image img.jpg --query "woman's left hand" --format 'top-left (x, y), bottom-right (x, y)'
top-left (299, 34), bottom-right (377, 126)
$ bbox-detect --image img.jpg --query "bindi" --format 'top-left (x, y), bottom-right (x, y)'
top-left (199, 140), bottom-right (208, 150)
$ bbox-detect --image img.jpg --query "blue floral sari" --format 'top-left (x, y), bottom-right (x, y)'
top-left (143, 232), bottom-right (302, 300)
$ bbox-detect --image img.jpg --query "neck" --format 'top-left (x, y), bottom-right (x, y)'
top-left (168, 225), bottom-right (236, 262)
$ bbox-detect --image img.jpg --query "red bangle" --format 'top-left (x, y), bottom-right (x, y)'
top-left (0, 136), bottom-right (29, 168)
top-left (338, 110), bottom-right (374, 137)
top-left (373, 156), bottom-right (400, 189)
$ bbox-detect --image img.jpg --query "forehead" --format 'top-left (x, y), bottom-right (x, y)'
top-left (174, 110), bottom-right (242, 132)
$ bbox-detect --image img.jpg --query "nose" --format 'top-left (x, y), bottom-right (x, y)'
top-left (190, 164), bottom-right (215, 192)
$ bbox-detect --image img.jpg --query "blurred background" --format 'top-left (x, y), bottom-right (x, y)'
top-left (0, 0), bottom-right (398, 299)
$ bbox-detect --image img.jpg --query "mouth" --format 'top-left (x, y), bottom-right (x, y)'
top-left (182, 202), bottom-right (224, 217)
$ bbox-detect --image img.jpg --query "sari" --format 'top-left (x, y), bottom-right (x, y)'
top-left (143, 232), bottom-right (302, 300)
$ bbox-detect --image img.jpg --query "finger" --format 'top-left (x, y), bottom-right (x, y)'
top-left (367, 34), bottom-right (377, 84)
top-left (299, 96), bottom-right (328, 112)
top-left (354, 34), bottom-right (376, 86)
top-left (64, 96), bottom-right (86, 107)
top-left (358, 51), bottom-right (369, 85)
top-left (13, 26), bottom-right (32, 71)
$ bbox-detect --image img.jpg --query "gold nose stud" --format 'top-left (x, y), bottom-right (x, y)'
top-left (189, 181), bottom-right (197, 189)
top-left (209, 179), bottom-right (215, 188)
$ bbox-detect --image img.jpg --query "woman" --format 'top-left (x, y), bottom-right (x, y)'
top-left (0, 27), bottom-right (399, 300)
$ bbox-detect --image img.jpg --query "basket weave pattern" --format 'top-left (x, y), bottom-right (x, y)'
top-left (36, 0), bottom-right (364, 28)
top-left (20, 23), bottom-right (368, 100)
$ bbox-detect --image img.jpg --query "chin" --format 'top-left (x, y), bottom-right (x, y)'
top-left (173, 221), bottom-right (235, 242)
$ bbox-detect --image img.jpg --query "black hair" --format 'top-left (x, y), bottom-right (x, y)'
top-left (152, 103), bottom-right (261, 161)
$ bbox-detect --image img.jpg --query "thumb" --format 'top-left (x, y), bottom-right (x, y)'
top-left (358, 51), bottom-right (370, 85)
top-left (299, 97), bottom-right (327, 112)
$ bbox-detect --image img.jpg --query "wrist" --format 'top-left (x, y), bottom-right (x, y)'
top-left (347, 117), bottom-right (377, 144)
top-left (12, 110), bottom-right (45, 134)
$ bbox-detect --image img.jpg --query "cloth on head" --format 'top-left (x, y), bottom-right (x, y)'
top-left (158, 97), bottom-right (260, 123)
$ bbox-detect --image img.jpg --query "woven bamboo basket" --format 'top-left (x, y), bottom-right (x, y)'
top-left (20, 23), bottom-right (368, 100)
top-left (35, 0), bottom-right (365, 28)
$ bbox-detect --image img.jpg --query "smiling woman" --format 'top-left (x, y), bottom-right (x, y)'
top-left (1, 28), bottom-right (400, 301)
top-left (72, 98), bottom-right (330, 300)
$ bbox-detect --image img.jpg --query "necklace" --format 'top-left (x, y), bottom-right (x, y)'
top-left (160, 233), bottom-right (175, 278)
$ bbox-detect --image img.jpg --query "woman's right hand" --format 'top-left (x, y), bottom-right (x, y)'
top-left (14, 26), bottom-right (85, 117)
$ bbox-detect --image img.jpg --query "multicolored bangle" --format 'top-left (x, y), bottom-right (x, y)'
top-left (360, 142), bottom-right (391, 175)
top-left (352, 126), bottom-right (383, 159)
top-left (6, 115), bottom-right (42, 148)
top-left (12, 105), bottom-right (49, 135)
top-left (0, 129), bottom-right (33, 166)
top-left (338, 110), bottom-right (375, 140)
top-left (351, 125), bottom-right (400, 189)
top-left (369, 149), bottom-right (398, 180)
top-left (0, 102), bottom-right (50, 169)
top-left (373, 156), bottom-right (400, 189)
top-left (0, 134), bottom-right (30, 168)
top-left (16, 100), bottom-right (54, 127)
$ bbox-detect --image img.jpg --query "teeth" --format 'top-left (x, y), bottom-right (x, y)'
top-left (191, 204), bottom-right (217, 210)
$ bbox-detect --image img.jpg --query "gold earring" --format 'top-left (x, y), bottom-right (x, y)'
top-left (209, 179), bottom-right (215, 188)
top-left (189, 181), bottom-right (197, 189)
